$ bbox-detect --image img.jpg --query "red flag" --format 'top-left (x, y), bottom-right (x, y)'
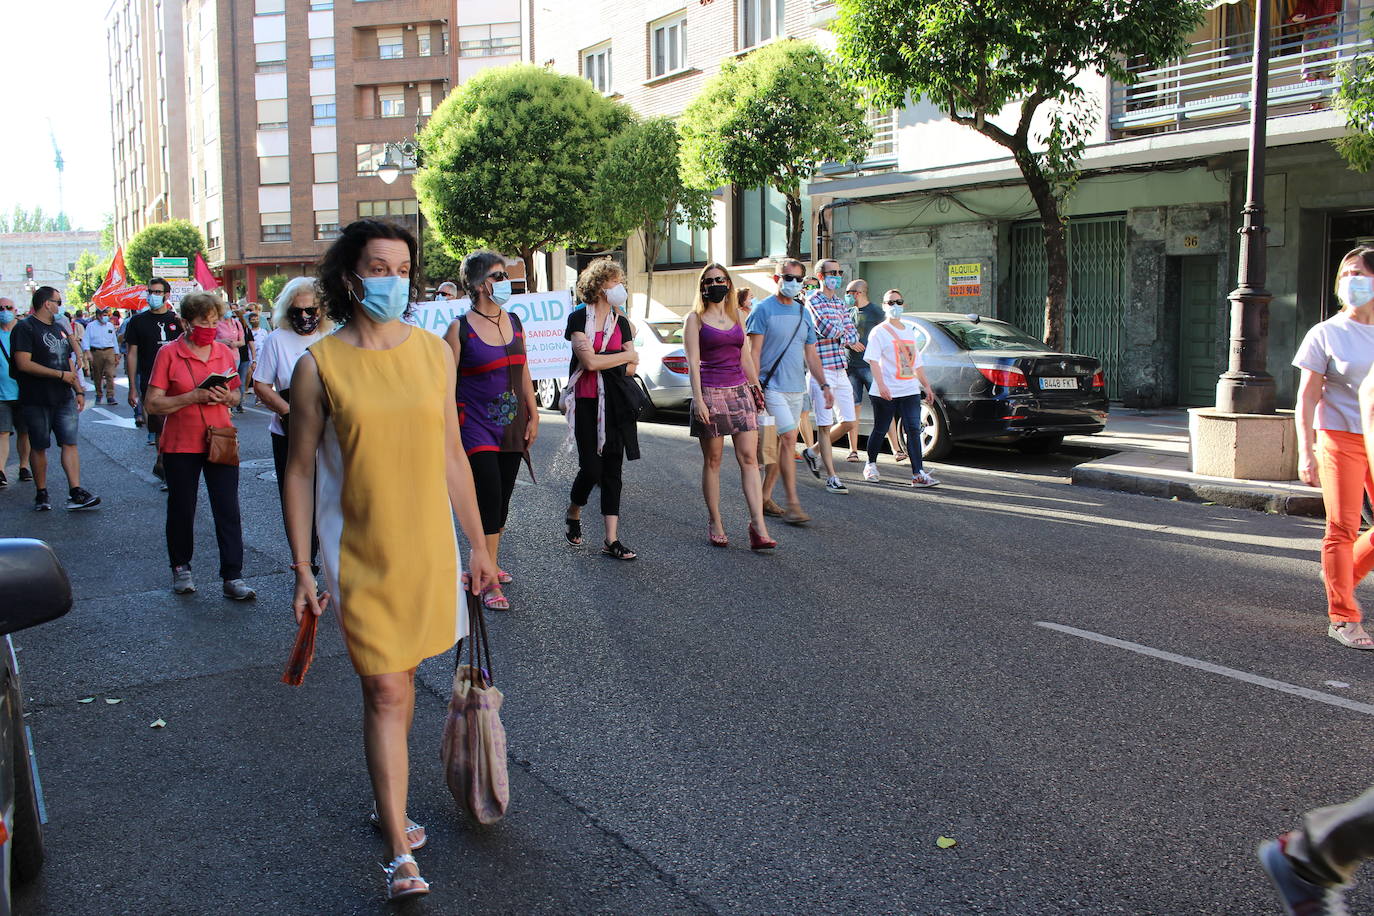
top-left (194, 253), bottom-right (220, 290)
top-left (91, 248), bottom-right (148, 311)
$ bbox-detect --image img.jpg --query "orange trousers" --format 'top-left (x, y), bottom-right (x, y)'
top-left (1317, 429), bottom-right (1374, 623)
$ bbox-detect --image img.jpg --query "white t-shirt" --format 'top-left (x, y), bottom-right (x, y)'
top-left (1292, 311), bottom-right (1374, 433)
top-left (866, 320), bottom-right (923, 399)
top-left (254, 327), bottom-right (326, 436)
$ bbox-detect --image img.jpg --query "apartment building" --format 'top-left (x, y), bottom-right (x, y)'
top-left (808, 0), bottom-right (1374, 407)
top-left (107, 0), bottom-right (190, 244)
top-left (535, 0), bottom-right (873, 314)
top-left (110, 0), bottom-right (527, 302)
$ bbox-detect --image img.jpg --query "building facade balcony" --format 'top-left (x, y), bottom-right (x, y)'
top-left (350, 52), bottom-right (453, 87)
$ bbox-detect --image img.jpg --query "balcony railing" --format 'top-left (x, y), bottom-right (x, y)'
top-left (1111, 15), bottom-right (1370, 136)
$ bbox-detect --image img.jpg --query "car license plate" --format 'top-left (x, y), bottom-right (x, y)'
top-left (1039, 377), bottom-right (1077, 390)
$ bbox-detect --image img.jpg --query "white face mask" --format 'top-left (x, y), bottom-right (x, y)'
top-left (1340, 275), bottom-right (1374, 309)
top-left (605, 283), bottom-right (629, 308)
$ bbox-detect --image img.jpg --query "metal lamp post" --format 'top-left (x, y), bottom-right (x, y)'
top-left (374, 137), bottom-right (426, 292)
top-left (1215, 0), bottom-right (1276, 415)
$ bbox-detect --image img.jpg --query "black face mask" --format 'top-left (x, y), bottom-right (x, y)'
top-left (290, 310), bottom-right (320, 335)
top-left (702, 284), bottom-right (730, 304)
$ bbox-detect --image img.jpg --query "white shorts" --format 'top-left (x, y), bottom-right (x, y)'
top-left (763, 388), bottom-right (805, 435)
top-left (810, 365), bottom-right (856, 426)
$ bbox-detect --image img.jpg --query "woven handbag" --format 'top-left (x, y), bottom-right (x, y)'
top-left (441, 591), bottom-right (510, 824)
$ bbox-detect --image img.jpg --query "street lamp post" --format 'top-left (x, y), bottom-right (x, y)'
top-left (1215, 0), bottom-right (1276, 415)
top-left (374, 138), bottom-right (426, 293)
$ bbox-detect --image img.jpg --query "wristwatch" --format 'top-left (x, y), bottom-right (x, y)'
top-left (820, 383), bottom-right (830, 389)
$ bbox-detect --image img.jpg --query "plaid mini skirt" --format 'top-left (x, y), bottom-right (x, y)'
top-left (690, 384), bottom-right (759, 439)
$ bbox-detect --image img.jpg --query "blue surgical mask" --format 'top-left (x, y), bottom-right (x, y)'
top-left (490, 280), bottom-right (513, 305)
top-left (434, 292), bottom-right (448, 301)
top-left (824, 275), bottom-right (842, 292)
top-left (352, 273), bottom-right (410, 323)
top-left (147, 294), bottom-right (164, 309)
top-left (0, 310), bottom-right (12, 324)
top-left (780, 279), bottom-right (803, 299)
top-left (887, 305), bottom-right (904, 320)
top-left (1340, 275), bottom-right (1374, 309)
top-left (843, 294), bottom-right (856, 308)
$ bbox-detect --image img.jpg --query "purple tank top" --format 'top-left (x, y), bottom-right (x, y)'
top-left (698, 321), bottom-right (747, 388)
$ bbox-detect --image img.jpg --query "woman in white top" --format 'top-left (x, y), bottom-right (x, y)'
top-left (1294, 246), bottom-right (1374, 650)
top-left (862, 288), bottom-right (938, 488)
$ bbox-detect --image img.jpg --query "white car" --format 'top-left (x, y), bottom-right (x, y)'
top-left (534, 316), bottom-right (691, 415)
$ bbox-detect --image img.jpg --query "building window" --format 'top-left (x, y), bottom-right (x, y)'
top-left (377, 27), bottom-right (404, 59)
top-left (261, 213), bottom-right (291, 242)
top-left (356, 142), bottom-right (416, 176)
top-left (651, 14), bottom-right (687, 78)
top-left (310, 38), bottom-right (335, 69)
top-left (309, 0), bottom-right (333, 8)
top-left (739, 0), bottom-right (785, 50)
top-left (206, 218), bottom-right (222, 249)
top-left (653, 210), bottom-right (708, 270)
top-left (864, 107), bottom-right (897, 162)
top-left (733, 185), bottom-right (810, 263)
top-left (358, 199), bottom-right (419, 233)
top-left (378, 85), bottom-right (405, 118)
top-left (582, 43), bottom-right (612, 93)
top-left (457, 22), bottom-right (520, 57)
top-left (315, 210), bottom-right (340, 239)
top-left (259, 155), bottom-right (290, 184)
top-left (255, 0), bottom-right (284, 13)
top-left (311, 96), bottom-right (336, 126)
top-left (257, 98), bottom-right (288, 130)
top-left (417, 30), bottom-right (433, 57)
top-left (314, 153), bottom-right (338, 182)
top-left (255, 40), bottom-right (286, 73)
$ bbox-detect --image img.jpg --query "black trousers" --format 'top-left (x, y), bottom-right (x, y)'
top-left (570, 397), bottom-right (624, 517)
top-left (271, 431), bottom-right (319, 567)
top-left (469, 450), bottom-right (522, 535)
top-left (164, 452), bottom-right (243, 580)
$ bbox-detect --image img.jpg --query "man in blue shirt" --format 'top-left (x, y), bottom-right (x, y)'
top-left (746, 257), bottom-right (832, 526)
top-left (0, 298), bottom-right (32, 488)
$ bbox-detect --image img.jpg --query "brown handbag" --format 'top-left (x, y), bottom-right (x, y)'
top-left (205, 424), bottom-right (240, 466)
top-left (441, 592), bottom-right (510, 824)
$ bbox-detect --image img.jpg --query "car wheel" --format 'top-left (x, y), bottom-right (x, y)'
top-left (535, 378), bottom-right (560, 411)
top-left (920, 401), bottom-right (952, 460)
top-left (1015, 434), bottom-right (1065, 455)
top-left (10, 713), bottom-right (44, 884)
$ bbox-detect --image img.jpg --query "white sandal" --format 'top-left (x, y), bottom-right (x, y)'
top-left (369, 808), bottom-right (427, 850)
top-left (382, 853), bottom-right (430, 900)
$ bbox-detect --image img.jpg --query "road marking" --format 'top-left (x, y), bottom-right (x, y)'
top-left (1036, 621), bottom-right (1374, 717)
top-left (88, 407), bottom-right (138, 429)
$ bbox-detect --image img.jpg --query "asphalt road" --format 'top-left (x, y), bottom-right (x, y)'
top-left (6, 382), bottom-right (1373, 915)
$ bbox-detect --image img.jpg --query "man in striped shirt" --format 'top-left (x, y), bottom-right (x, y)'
top-left (802, 258), bottom-right (860, 495)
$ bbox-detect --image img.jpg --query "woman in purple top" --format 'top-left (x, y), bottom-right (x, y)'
top-left (684, 263), bottom-right (775, 551)
top-left (444, 250), bottom-right (538, 610)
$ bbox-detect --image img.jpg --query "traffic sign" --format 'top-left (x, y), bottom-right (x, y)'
top-left (151, 257), bottom-right (190, 278)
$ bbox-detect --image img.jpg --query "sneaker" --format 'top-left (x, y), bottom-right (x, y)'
top-left (106, 398), bottom-right (116, 406)
top-left (802, 447), bottom-right (821, 479)
top-left (66, 487), bottom-right (101, 510)
top-left (0, 469), bottom-right (7, 488)
top-left (222, 579), bottom-right (256, 601)
top-left (824, 476), bottom-right (848, 494)
top-left (863, 462), bottom-right (880, 483)
top-left (171, 565), bottom-right (196, 595)
top-left (146, 431), bottom-right (156, 445)
top-left (1258, 836), bottom-right (1349, 916)
top-left (17, 467), bottom-right (32, 482)
top-left (33, 489), bottom-right (51, 512)
top-left (911, 470), bottom-right (940, 488)
top-left (763, 498), bottom-right (785, 517)
top-left (160, 482), bottom-right (169, 492)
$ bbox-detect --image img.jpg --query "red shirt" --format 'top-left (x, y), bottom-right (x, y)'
top-left (575, 321), bottom-right (623, 399)
top-left (148, 336), bottom-right (240, 453)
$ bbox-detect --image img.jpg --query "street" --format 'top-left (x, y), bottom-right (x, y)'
top-left (7, 390), bottom-right (1373, 916)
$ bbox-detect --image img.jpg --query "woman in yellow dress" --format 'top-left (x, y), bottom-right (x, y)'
top-left (282, 219), bottom-right (496, 900)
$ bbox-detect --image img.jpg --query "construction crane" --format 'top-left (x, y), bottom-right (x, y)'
top-left (47, 120), bottom-right (66, 227)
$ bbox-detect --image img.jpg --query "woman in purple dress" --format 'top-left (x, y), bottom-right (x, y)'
top-left (443, 251), bottom-right (539, 610)
top-left (684, 263), bottom-right (775, 551)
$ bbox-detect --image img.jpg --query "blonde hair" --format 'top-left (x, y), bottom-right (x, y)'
top-left (272, 276), bottom-right (330, 330)
top-left (691, 263), bottom-right (741, 326)
top-left (575, 257), bottom-right (625, 307)
top-left (179, 291), bottom-right (226, 323)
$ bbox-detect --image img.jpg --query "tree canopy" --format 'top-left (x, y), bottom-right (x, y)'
top-left (415, 64), bottom-right (632, 291)
top-left (1335, 10), bottom-right (1374, 171)
top-left (0, 205), bottom-right (70, 233)
top-left (67, 251), bottom-right (112, 308)
top-left (834, 0), bottom-right (1205, 347)
top-left (125, 220), bottom-right (207, 286)
top-left (257, 275), bottom-right (288, 306)
top-left (678, 40), bottom-right (870, 258)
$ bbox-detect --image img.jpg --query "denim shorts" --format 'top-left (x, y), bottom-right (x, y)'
top-left (0, 400), bottom-right (26, 435)
top-left (847, 364), bottom-right (873, 405)
top-left (22, 399), bottom-right (79, 449)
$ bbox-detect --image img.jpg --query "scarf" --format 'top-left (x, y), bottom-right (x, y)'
top-left (560, 307), bottom-right (618, 456)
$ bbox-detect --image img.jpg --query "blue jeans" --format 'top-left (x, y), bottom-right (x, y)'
top-left (21, 399), bottom-right (79, 450)
top-left (868, 394), bottom-right (923, 472)
top-left (847, 364), bottom-right (872, 406)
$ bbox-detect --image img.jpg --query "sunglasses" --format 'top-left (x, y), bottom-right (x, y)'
top-left (780, 274), bottom-right (805, 283)
top-left (885, 299), bottom-right (905, 306)
top-left (702, 277), bottom-right (729, 287)
top-left (487, 271), bottom-right (509, 282)
top-left (820, 269), bottom-right (844, 277)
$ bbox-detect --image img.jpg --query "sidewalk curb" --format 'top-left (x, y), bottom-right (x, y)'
top-left (1070, 465), bottom-right (1325, 517)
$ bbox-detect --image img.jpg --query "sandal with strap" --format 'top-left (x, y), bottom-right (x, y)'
top-left (602, 539), bottom-right (638, 561)
top-left (382, 854), bottom-right (430, 900)
top-left (482, 585), bottom-right (511, 611)
top-left (1329, 621), bottom-right (1374, 650)
top-left (846, 450), bottom-right (861, 463)
top-left (564, 516), bottom-right (583, 547)
top-left (496, 568), bottom-right (513, 585)
top-left (369, 808), bottom-right (427, 851)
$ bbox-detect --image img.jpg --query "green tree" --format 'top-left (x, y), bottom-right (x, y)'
top-left (67, 251), bottom-right (112, 308)
top-left (1335, 11), bottom-right (1374, 171)
top-left (415, 63), bottom-right (632, 292)
top-left (592, 117), bottom-right (715, 316)
top-left (257, 274), bottom-right (288, 305)
top-left (678, 41), bottom-right (870, 259)
top-left (0, 205), bottom-right (69, 233)
top-left (125, 219), bottom-right (207, 285)
top-left (834, 0), bottom-right (1204, 349)
top-left (421, 223), bottom-right (465, 291)
top-left (99, 213), bottom-right (116, 252)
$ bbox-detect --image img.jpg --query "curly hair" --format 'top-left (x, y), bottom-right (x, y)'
top-left (460, 250), bottom-right (507, 303)
top-left (316, 219), bottom-right (419, 326)
top-left (179, 290), bottom-right (226, 323)
top-left (575, 257), bottom-right (625, 306)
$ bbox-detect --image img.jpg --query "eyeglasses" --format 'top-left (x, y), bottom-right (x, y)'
top-left (487, 271), bottom-right (509, 282)
top-left (885, 299), bottom-right (905, 306)
top-left (820, 269), bottom-right (844, 277)
top-left (702, 277), bottom-right (729, 287)
top-left (780, 274), bottom-right (805, 283)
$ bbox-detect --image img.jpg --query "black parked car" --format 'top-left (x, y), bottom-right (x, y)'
top-left (893, 313), bottom-right (1109, 459)
top-left (0, 539), bottom-right (73, 914)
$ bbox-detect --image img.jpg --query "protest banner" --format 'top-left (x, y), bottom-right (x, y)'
top-left (405, 291), bottom-right (574, 381)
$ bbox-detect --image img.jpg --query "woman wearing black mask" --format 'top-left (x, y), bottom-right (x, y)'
top-left (684, 263), bottom-right (775, 550)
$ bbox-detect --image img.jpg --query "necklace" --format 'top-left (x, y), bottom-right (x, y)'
top-left (470, 305), bottom-right (508, 345)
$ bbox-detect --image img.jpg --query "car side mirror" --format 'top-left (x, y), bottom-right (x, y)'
top-left (0, 539), bottom-right (73, 635)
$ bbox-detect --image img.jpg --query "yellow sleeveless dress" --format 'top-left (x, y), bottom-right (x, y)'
top-left (310, 329), bottom-right (465, 676)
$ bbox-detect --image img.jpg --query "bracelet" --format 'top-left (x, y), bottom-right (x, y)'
top-left (289, 561), bottom-right (312, 571)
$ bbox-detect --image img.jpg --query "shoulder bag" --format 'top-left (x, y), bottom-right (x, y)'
top-left (441, 591), bottom-right (510, 825)
top-left (179, 346), bottom-right (240, 466)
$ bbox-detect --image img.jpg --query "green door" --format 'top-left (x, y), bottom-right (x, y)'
top-left (1178, 256), bottom-right (1220, 406)
top-left (858, 257), bottom-right (936, 311)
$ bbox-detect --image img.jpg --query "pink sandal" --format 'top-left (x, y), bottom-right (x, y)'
top-left (482, 586), bottom-right (510, 611)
